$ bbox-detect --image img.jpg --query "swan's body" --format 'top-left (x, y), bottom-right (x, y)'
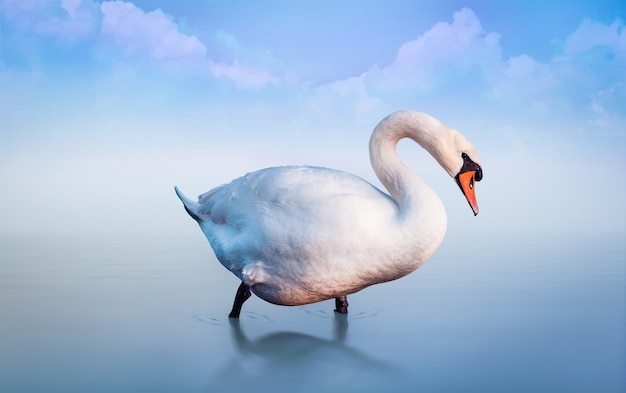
top-left (175, 111), bottom-right (482, 317)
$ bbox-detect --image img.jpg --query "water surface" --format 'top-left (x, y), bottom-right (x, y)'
top-left (0, 232), bottom-right (623, 392)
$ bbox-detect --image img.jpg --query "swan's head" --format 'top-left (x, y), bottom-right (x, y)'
top-left (405, 112), bottom-right (483, 216)
top-left (434, 125), bottom-right (483, 216)
top-left (453, 150), bottom-right (482, 216)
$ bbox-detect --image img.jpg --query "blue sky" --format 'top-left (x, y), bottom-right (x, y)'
top-left (1, 0), bottom-right (624, 236)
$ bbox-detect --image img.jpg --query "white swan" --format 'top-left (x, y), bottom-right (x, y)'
top-left (175, 111), bottom-right (483, 317)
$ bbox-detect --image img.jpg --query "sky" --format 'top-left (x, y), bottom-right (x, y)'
top-left (0, 0), bottom-right (625, 237)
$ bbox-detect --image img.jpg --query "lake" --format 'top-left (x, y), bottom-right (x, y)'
top-left (0, 232), bottom-right (623, 392)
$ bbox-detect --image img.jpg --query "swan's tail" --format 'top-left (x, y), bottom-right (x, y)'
top-left (174, 186), bottom-right (202, 222)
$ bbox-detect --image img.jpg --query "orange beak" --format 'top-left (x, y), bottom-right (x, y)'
top-left (456, 171), bottom-right (479, 216)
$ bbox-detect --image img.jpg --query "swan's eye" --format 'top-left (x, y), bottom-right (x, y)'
top-left (460, 152), bottom-right (482, 182)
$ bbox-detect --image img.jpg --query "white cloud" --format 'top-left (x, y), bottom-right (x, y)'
top-left (208, 60), bottom-right (279, 89)
top-left (365, 8), bottom-right (501, 95)
top-left (564, 18), bottom-right (625, 55)
top-left (394, 8), bottom-right (499, 69)
top-left (100, 1), bottom-right (207, 61)
top-left (587, 83), bottom-right (625, 130)
top-left (305, 74), bottom-right (387, 127)
top-left (305, 8), bottom-right (507, 118)
top-left (557, 18), bottom-right (626, 131)
top-left (98, 1), bottom-right (282, 89)
top-left (491, 54), bottom-right (557, 101)
top-left (293, 8), bottom-right (505, 130)
top-left (505, 54), bottom-right (539, 78)
top-left (304, 9), bottom-right (624, 137)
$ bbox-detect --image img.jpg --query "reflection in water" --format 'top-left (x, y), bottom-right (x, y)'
top-left (208, 315), bottom-right (412, 393)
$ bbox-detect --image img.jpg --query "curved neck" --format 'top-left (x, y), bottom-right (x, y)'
top-left (369, 111), bottom-right (440, 208)
top-left (368, 111), bottom-right (448, 255)
top-left (369, 124), bottom-right (414, 208)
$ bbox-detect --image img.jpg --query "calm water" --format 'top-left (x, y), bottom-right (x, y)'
top-left (0, 232), bottom-right (624, 393)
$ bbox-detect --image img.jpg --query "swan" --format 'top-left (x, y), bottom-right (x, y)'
top-left (175, 110), bottom-right (483, 318)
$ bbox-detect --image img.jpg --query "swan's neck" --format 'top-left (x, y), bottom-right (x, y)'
top-left (369, 111), bottom-right (448, 257)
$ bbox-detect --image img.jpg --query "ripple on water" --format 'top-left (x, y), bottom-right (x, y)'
top-left (301, 306), bottom-right (382, 320)
top-left (192, 313), bottom-right (224, 325)
top-left (193, 311), bottom-right (273, 325)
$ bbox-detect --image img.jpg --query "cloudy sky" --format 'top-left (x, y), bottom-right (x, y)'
top-left (1, 0), bottom-right (624, 237)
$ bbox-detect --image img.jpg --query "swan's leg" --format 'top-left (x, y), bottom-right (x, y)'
top-left (229, 282), bottom-right (251, 318)
top-left (334, 295), bottom-right (348, 314)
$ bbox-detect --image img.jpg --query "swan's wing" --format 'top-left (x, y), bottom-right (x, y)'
top-left (199, 166), bottom-right (393, 221)
top-left (192, 166), bottom-right (398, 270)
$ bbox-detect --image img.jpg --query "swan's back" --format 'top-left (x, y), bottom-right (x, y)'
top-left (192, 166), bottom-right (398, 254)
top-left (198, 166), bottom-right (393, 224)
